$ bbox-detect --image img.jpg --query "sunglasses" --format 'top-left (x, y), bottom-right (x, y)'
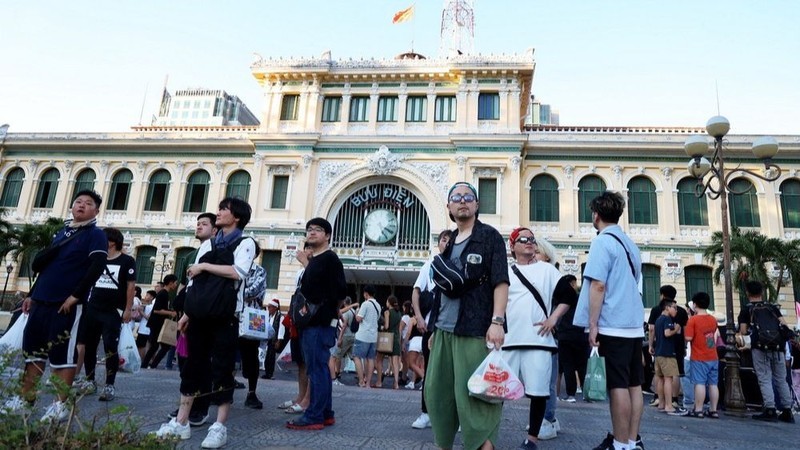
top-left (448, 193), bottom-right (476, 203)
top-left (514, 236), bottom-right (536, 245)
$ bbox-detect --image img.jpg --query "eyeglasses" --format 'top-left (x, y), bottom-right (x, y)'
top-left (306, 226), bottom-right (326, 233)
top-left (514, 236), bottom-right (536, 245)
top-left (448, 193), bottom-right (476, 203)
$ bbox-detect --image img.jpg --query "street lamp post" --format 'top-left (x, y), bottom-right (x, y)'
top-left (2, 262), bottom-right (14, 307)
top-left (149, 251), bottom-right (173, 284)
top-left (684, 115), bottom-right (781, 415)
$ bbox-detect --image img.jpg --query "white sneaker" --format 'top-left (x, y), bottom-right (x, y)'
top-left (332, 379), bottom-right (344, 386)
top-left (41, 401), bottom-right (69, 423)
top-left (565, 397), bottom-right (577, 403)
top-left (1, 395), bottom-right (30, 415)
top-left (405, 380), bottom-right (416, 390)
top-left (576, 387), bottom-right (582, 394)
top-left (153, 417), bottom-right (191, 440)
top-left (201, 422), bottom-right (227, 449)
top-left (537, 419), bottom-right (557, 440)
top-left (550, 418), bottom-right (561, 432)
top-left (411, 413), bottom-right (431, 429)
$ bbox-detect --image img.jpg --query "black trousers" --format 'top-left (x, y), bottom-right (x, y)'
top-left (264, 339), bottom-right (277, 378)
top-left (78, 306), bottom-right (122, 386)
top-left (238, 337), bottom-right (261, 383)
top-left (420, 331), bottom-right (432, 413)
top-left (558, 338), bottom-right (590, 396)
top-left (180, 316), bottom-right (238, 405)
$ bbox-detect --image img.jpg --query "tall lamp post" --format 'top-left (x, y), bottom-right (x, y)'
top-left (684, 115), bottom-right (781, 414)
top-left (2, 262), bottom-right (13, 306)
top-left (149, 250), bottom-right (173, 284)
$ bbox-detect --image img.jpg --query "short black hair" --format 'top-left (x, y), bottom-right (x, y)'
top-left (438, 229), bottom-right (453, 241)
top-left (73, 189), bottom-right (103, 208)
top-left (589, 191), bottom-right (625, 224)
top-left (692, 292), bottom-right (711, 309)
top-left (745, 280), bottom-right (763, 297)
top-left (197, 212), bottom-right (217, 225)
top-left (659, 298), bottom-right (676, 311)
top-left (660, 285), bottom-right (677, 301)
top-left (104, 227), bottom-right (124, 251)
top-left (219, 197), bottom-right (252, 230)
top-left (146, 290), bottom-right (157, 298)
top-left (135, 286), bottom-right (142, 297)
top-left (306, 217), bottom-right (333, 235)
top-left (163, 274), bottom-right (179, 285)
top-left (363, 284), bottom-right (377, 298)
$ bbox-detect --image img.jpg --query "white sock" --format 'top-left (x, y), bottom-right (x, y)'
top-left (629, 439), bottom-right (637, 448)
top-left (613, 440), bottom-right (628, 450)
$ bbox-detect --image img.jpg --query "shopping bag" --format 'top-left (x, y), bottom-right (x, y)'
top-left (157, 319), bottom-right (178, 347)
top-left (467, 349), bottom-right (525, 403)
top-left (118, 324), bottom-right (141, 373)
top-left (0, 313), bottom-right (28, 351)
top-left (239, 305), bottom-right (270, 340)
top-left (583, 346), bottom-right (607, 401)
top-left (278, 341), bottom-right (292, 363)
top-left (377, 331), bottom-right (394, 353)
top-left (176, 332), bottom-right (189, 358)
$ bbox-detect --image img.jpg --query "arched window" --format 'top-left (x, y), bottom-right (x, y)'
top-left (173, 247), bottom-right (196, 285)
top-left (135, 246), bottom-right (157, 284)
top-left (677, 177), bottom-right (708, 226)
top-left (729, 178), bottom-right (760, 228)
top-left (529, 174), bottom-right (559, 222)
top-left (684, 265), bottom-right (714, 310)
top-left (627, 176), bottom-right (657, 224)
top-left (226, 170), bottom-right (251, 201)
top-left (107, 169), bottom-right (133, 211)
top-left (183, 170), bottom-right (210, 213)
top-left (72, 169), bottom-right (96, 201)
top-left (642, 264), bottom-right (661, 308)
top-left (34, 168), bottom-right (60, 208)
top-left (0, 168), bottom-right (25, 208)
top-left (578, 175), bottom-right (606, 223)
top-left (780, 179), bottom-right (800, 228)
top-left (144, 170), bottom-right (171, 211)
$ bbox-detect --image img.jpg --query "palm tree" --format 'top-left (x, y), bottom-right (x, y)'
top-left (704, 228), bottom-right (781, 305)
top-left (772, 239), bottom-right (800, 299)
top-left (0, 217), bottom-right (64, 284)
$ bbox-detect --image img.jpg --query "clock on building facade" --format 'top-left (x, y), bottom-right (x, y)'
top-left (363, 209), bottom-right (399, 244)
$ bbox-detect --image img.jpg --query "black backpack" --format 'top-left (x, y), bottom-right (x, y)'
top-left (750, 303), bottom-right (784, 350)
top-left (184, 238), bottom-right (249, 320)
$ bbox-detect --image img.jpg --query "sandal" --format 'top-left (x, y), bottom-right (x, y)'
top-left (284, 403), bottom-right (304, 414)
top-left (704, 410), bottom-right (720, 419)
top-left (277, 400), bottom-right (294, 409)
top-left (687, 410), bottom-right (705, 418)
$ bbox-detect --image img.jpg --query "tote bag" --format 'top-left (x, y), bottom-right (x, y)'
top-left (157, 319), bottom-right (178, 347)
top-left (583, 347), bottom-right (608, 402)
top-left (377, 331), bottom-right (394, 353)
top-left (239, 305), bottom-right (271, 340)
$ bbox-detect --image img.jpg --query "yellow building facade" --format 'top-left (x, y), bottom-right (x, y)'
top-left (1, 50), bottom-right (799, 323)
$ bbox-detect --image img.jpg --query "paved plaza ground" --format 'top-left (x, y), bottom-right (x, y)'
top-left (52, 362), bottom-right (795, 449)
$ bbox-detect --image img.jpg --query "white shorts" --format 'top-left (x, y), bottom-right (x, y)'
top-left (408, 336), bottom-right (423, 353)
top-left (502, 349), bottom-right (553, 397)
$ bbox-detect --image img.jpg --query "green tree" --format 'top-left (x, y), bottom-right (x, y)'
top-left (0, 217), bottom-right (64, 284)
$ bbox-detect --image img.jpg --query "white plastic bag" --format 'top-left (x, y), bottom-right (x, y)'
top-left (118, 324), bottom-right (141, 373)
top-left (0, 313), bottom-right (28, 351)
top-left (467, 349), bottom-right (525, 403)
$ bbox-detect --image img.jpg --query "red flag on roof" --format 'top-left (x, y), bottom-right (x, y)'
top-left (393, 5), bottom-right (415, 24)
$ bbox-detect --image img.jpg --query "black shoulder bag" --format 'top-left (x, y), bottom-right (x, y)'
top-left (511, 265), bottom-right (549, 318)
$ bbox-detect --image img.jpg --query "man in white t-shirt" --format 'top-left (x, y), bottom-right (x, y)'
top-left (353, 285), bottom-right (382, 388)
top-left (503, 227), bottom-right (567, 449)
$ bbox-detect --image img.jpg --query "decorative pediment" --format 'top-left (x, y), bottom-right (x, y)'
top-left (365, 145), bottom-right (405, 176)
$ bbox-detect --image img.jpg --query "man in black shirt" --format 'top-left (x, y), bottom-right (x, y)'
top-left (647, 285), bottom-right (684, 407)
top-left (75, 227), bottom-right (136, 401)
top-left (286, 217), bottom-right (347, 430)
top-left (142, 274), bottom-right (178, 368)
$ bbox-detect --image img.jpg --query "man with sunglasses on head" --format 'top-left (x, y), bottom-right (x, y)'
top-left (425, 182), bottom-right (509, 450)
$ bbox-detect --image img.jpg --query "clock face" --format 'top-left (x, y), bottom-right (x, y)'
top-left (364, 209), bottom-right (399, 244)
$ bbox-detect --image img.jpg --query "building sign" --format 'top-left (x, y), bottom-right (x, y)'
top-left (349, 185), bottom-right (415, 209)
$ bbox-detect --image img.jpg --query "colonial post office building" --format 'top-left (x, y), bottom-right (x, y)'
top-left (2, 50), bottom-right (799, 319)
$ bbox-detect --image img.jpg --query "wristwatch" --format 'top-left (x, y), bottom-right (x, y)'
top-left (491, 316), bottom-right (505, 325)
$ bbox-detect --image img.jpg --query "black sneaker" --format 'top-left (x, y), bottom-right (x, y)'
top-left (189, 411), bottom-right (209, 427)
top-left (244, 392), bottom-right (263, 410)
top-left (592, 432), bottom-right (615, 450)
top-left (518, 439), bottom-right (538, 450)
top-left (753, 408), bottom-right (779, 421)
top-left (167, 408), bottom-right (179, 419)
top-left (234, 380), bottom-right (246, 390)
top-left (634, 434), bottom-right (645, 450)
top-left (779, 408), bottom-right (795, 423)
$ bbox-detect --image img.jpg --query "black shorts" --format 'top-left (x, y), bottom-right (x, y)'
top-left (598, 334), bottom-right (644, 389)
top-left (136, 333), bottom-right (149, 348)
top-left (290, 336), bottom-right (304, 365)
top-left (22, 301), bottom-right (82, 369)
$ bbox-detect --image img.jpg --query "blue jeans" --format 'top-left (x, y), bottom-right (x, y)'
top-left (545, 353), bottom-right (557, 422)
top-left (300, 325), bottom-right (337, 423)
top-left (681, 359), bottom-right (695, 407)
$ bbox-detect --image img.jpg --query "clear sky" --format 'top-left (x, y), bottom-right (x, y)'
top-left (1, 0), bottom-right (798, 134)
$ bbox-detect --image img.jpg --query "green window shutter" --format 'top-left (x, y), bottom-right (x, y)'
top-left (729, 178), bottom-right (760, 228)
top-left (377, 96), bottom-right (398, 122)
top-left (34, 168), bottom-right (60, 209)
top-left (280, 95), bottom-right (299, 120)
top-left (578, 176), bottom-right (607, 223)
top-left (145, 169), bottom-right (171, 211)
top-left (173, 247), bottom-right (195, 286)
top-left (641, 264), bottom-right (661, 308)
top-left (628, 176), bottom-right (657, 225)
top-left (677, 177), bottom-right (708, 226)
top-left (478, 178), bottom-right (497, 214)
top-left (406, 96), bottom-right (427, 122)
top-left (322, 96), bottom-right (341, 122)
top-left (183, 170), bottom-right (210, 213)
top-left (477, 93), bottom-right (499, 120)
top-left (270, 175), bottom-right (289, 209)
top-left (72, 169), bottom-right (97, 201)
top-left (684, 266), bottom-right (715, 310)
top-left (135, 246), bottom-right (157, 284)
top-left (1, 168), bottom-right (25, 208)
top-left (261, 250), bottom-right (282, 290)
top-left (434, 96), bottom-right (456, 122)
top-left (108, 169), bottom-right (133, 211)
top-left (529, 174), bottom-right (559, 222)
top-left (780, 179), bottom-right (800, 228)
top-left (226, 170), bottom-right (251, 201)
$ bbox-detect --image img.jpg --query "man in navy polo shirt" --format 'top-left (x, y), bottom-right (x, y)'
top-left (16, 190), bottom-right (109, 422)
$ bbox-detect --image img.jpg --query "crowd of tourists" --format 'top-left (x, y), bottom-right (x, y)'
top-left (2, 185), bottom-right (799, 450)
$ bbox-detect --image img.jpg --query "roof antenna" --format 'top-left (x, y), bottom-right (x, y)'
top-left (715, 80), bottom-right (721, 115)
